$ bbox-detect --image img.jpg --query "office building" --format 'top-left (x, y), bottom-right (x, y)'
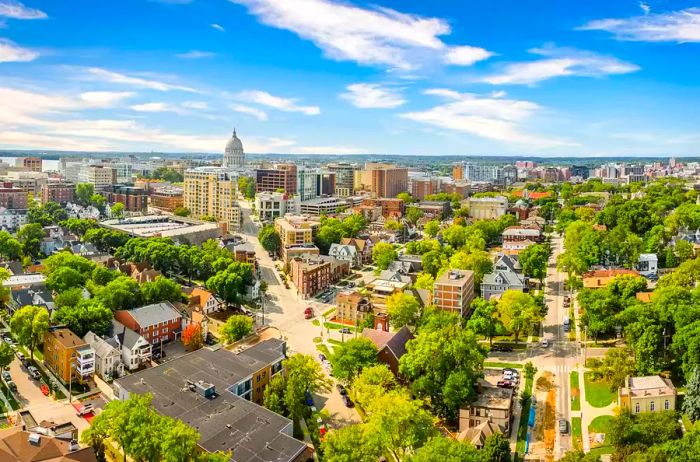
top-left (326, 162), bottom-right (358, 197)
top-left (571, 165), bottom-right (589, 179)
top-left (15, 156), bottom-right (42, 172)
top-left (44, 327), bottom-right (95, 384)
top-left (296, 168), bottom-right (318, 202)
top-left (256, 164), bottom-right (297, 195)
top-left (468, 196), bottom-right (508, 220)
top-left (316, 171), bottom-right (336, 196)
top-left (104, 185), bottom-right (148, 212)
top-left (433, 269), bottom-right (475, 317)
top-left (183, 167), bottom-right (241, 231)
top-left (41, 181), bottom-right (75, 205)
top-left (79, 165), bottom-right (117, 187)
top-left (453, 163), bottom-right (464, 180)
top-left (255, 191), bottom-right (299, 222)
top-left (2, 171), bottom-right (48, 195)
top-left (149, 186), bottom-right (184, 211)
top-left (464, 163), bottom-right (502, 183)
top-left (222, 129), bottom-right (245, 168)
top-left (354, 163), bottom-right (408, 198)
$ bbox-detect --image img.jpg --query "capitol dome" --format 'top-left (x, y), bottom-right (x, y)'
top-left (223, 129), bottom-right (245, 168)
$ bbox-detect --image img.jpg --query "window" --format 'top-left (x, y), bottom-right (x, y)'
top-left (650, 401), bottom-right (655, 411)
top-left (665, 400), bottom-right (670, 410)
top-left (635, 402), bottom-right (640, 413)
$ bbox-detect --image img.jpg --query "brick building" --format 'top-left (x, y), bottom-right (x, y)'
top-left (43, 327), bottom-right (95, 384)
top-left (149, 187), bottom-right (184, 211)
top-left (433, 269), bottom-right (475, 317)
top-left (290, 256), bottom-right (349, 298)
top-left (41, 181), bottom-right (75, 205)
top-left (104, 185), bottom-right (148, 212)
top-left (0, 183), bottom-right (27, 209)
top-left (114, 302), bottom-right (183, 346)
top-left (256, 164), bottom-right (297, 195)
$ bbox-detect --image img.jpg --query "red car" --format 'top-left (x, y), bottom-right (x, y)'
top-left (497, 380), bottom-right (515, 389)
top-left (304, 307), bottom-right (313, 319)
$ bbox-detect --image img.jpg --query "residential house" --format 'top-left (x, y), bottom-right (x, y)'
top-left (459, 385), bottom-right (514, 435)
top-left (481, 254), bottom-right (528, 300)
top-left (458, 421), bottom-right (503, 449)
top-left (43, 327), bottom-right (95, 385)
top-left (8, 286), bottom-right (54, 315)
top-left (637, 253), bottom-right (659, 278)
top-left (361, 326), bottom-right (413, 377)
top-left (339, 237), bottom-right (373, 264)
top-left (582, 269), bottom-right (640, 289)
top-left (109, 320), bottom-right (152, 371)
top-left (618, 375), bottom-right (677, 414)
top-left (502, 225), bottom-right (542, 254)
top-left (328, 243), bottom-right (361, 268)
top-left (0, 426), bottom-right (96, 462)
top-left (114, 301), bottom-right (183, 347)
top-left (365, 278), bottom-right (408, 315)
top-left (84, 331), bottom-right (124, 380)
top-left (187, 287), bottom-right (224, 315)
top-left (335, 290), bottom-right (372, 325)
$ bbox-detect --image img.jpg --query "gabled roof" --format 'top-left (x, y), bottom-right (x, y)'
top-left (457, 420), bottom-right (502, 447)
top-left (384, 326), bottom-right (413, 360)
top-left (482, 269), bottom-right (526, 287)
top-left (328, 244), bottom-right (358, 258)
top-left (0, 425), bottom-right (96, 462)
top-left (109, 319), bottom-right (146, 350)
top-left (84, 332), bottom-right (120, 358)
top-left (122, 302), bottom-right (181, 328)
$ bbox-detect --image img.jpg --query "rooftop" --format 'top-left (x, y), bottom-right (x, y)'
top-left (47, 328), bottom-right (88, 350)
top-left (468, 385), bottom-right (513, 410)
top-left (100, 215), bottom-right (220, 239)
top-left (121, 302), bottom-right (182, 327)
top-left (623, 375), bottom-right (677, 398)
top-left (435, 269), bottom-right (474, 286)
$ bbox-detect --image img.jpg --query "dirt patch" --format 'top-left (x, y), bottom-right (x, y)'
top-left (543, 389), bottom-right (556, 462)
top-left (536, 371), bottom-right (555, 392)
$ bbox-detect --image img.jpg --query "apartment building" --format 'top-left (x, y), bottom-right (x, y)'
top-left (183, 167), bottom-right (241, 230)
top-left (468, 196), bottom-right (508, 220)
top-left (104, 185), bottom-right (148, 212)
top-left (43, 327), bottom-right (95, 384)
top-left (114, 302), bottom-right (183, 346)
top-left (354, 163), bottom-right (408, 198)
top-left (79, 165), bottom-right (117, 187)
top-left (256, 163), bottom-right (297, 195)
top-left (433, 269), bottom-right (475, 317)
top-left (274, 215), bottom-right (321, 249)
top-left (335, 290), bottom-right (372, 325)
top-left (297, 168), bottom-right (318, 202)
top-left (41, 181), bottom-right (75, 205)
top-left (289, 256), bottom-right (350, 298)
top-left (0, 183), bottom-right (28, 209)
top-left (16, 156), bottom-right (42, 172)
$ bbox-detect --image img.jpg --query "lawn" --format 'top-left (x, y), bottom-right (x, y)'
top-left (322, 307), bottom-right (336, 317)
top-left (583, 372), bottom-right (616, 408)
top-left (315, 343), bottom-right (331, 358)
top-left (589, 415), bottom-right (613, 434)
top-left (570, 371), bottom-right (581, 411)
top-left (485, 361), bottom-right (523, 370)
top-left (323, 321), bottom-right (360, 332)
top-left (572, 417), bottom-right (582, 450)
top-left (515, 373), bottom-right (535, 456)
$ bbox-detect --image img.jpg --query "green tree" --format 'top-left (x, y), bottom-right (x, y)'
top-left (406, 206), bottom-right (424, 225)
top-left (352, 364), bottom-right (396, 411)
top-left (263, 373), bottom-right (288, 416)
top-left (0, 342), bottom-right (14, 374)
top-left (497, 290), bottom-right (542, 343)
top-left (10, 305), bottom-right (49, 361)
top-left (386, 292), bottom-right (421, 329)
top-left (684, 367), bottom-right (700, 422)
top-left (172, 207), bottom-right (191, 217)
top-left (258, 225), bottom-right (282, 254)
top-left (97, 276), bottom-right (143, 311)
top-left (206, 262), bottom-right (254, 307)
top-left (372, 242), bottom-right (397, 270)
top-left (323, 424), bottom-right (381, 462)
top-left (0, 231), bottom-right (22, 260)
top-left (17, 223), bottom-right (45, 257)
top-left (75, 183), bottom-right (95, 206)
top-left (467, 297), bottom-right (500, 346)
top-left (53, 299), bottom-right (113, 338)
top-left (283, 354), bottom-right (331, 425)
top-left (54, 287), bottom-right (84, 310)
top-left (422, 250), bottom-right (447, 277)
top-left (482, 432), bottom-right (511, 462)
top-left (44, 252), bottom-right (96, 275)
top-left (110, 202), bottom-right (125, 219)
top-left (46, 266), bottom-right (87, 293)
top-left (396, 192), bottom-right (414, 203)
top-left (141, 276), bottom-right (186, 305)
top-left (449, 250), bottom-right (493, 289)
top-left (520, 243), bottom-right (550, 282)
top-left (408, 435), bottom-right (481, 462)
top-left (332, 337), bottom-right (378, 382)
top-left (423, 220), bottom-right (440, 238)
top-left (59, 218), bottom-right (99, 236)
top-left (220, 315), bottom-right (253, 343)
top-left (559, 450), bottom-right (601, 462)
top-left (414, 272), bottom-right (435, 292)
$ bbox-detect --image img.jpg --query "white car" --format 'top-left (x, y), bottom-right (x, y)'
top-left (541, 338), bottom-right (550, 347)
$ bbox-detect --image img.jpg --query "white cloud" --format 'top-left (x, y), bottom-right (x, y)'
top-left (443, 45), bottom-right (493, 66)
top-left (211, 23), bottom-right (225, 32)
top-left (639, 2), bottom-right (651, 15)
top-left (231, 103), bottom-right (268, 121)
top-left (0, 38), bottom-right (38, 62)
top-left (0, 1), bottom-right (47, 19)
top-left (340, 83), bottom-right (405, 109)
top-left (175, 50), bottom-right (216, 59)
top-left (229, 0), bottom-right (491, 70)
top-left (182, 101), bottom-right (208, 110)
top-left (400, 88), bottom-right (574, 149)
top-left (481, 46), bottom-right (639, 85)
top-left (235, 90), bottom-right (320, 115)
top-left (130, 102), bottom-right (178, 113)
top-left (85, 67), bottom-right (199, 92)
top-left (79, 91), bottom-right (135, 107)
top-left (580, 8), bottom-right (700, 42)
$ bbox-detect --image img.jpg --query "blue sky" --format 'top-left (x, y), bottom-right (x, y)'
top-left (0, 0), bottom-right (698, 156)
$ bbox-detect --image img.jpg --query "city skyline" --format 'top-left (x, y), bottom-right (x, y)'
top-left (0, 0), bottom-right (698, 156)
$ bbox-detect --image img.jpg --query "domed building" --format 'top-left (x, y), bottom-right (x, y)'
top-left (223, 129), bottom-right (245, 168)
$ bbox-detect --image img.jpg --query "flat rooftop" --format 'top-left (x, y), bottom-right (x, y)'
top-left (101, 215), bottom-right (220, 238)
top-left (470, 385), bottom-right (513, 410)
top-left (2, 273), bottom-right (46, 287)
top-left (116, 339), bottom-right (305, 462)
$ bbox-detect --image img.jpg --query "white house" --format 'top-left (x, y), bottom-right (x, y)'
top-left (328, 243), bottom-right (361, 268)
top-left (84, 331), bottom-right (125, 380)
top-left (110, 320), bottom-right (152, 371)
top-left (637, 253), bottom-right (659, 278)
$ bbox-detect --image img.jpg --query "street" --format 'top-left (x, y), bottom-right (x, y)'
top-left (238, 200), bottom-right (361, 427)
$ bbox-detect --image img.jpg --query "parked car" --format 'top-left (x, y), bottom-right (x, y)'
top-left (76, 403), bottom-right (94, 416)
top-left (15, 352), bottom-right (24, 362)
top-left (305, 391), bottom-right (314, 407)
top-left (336, 384), bottom-right (347, 395)
top-left (27, 366), bottom-right (40, 380)
top-left (559, 419), bottom-right (568, 434)
top-left (304, 307), bottom-right (313, 319)
top-left (541, 338), bottom-right (550, 348)
top-left (347, 282), bottom-right (355, 288)
top-left (342, 394), bottom-right (354, 408)
top-left (6, 381), bottom-right (16, 392)
top-left (339, 328), bottom-right (351, 334)
top-left (1, 371), bottom-right (10, 382)
top-left (497, 380), bottom-right (515, 389)
top-left (318, 353), bottom-right (327, 362)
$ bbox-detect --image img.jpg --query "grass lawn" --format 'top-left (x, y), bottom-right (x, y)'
top-left (315, 344), bottom-right (331, 358)
top-left (588, 445), bottom-right (614, 457)
top-left (589, 415), bottom-right (613, 434)
top-left (584, 372), bottom-right (616, 408)
top-left (327, 338), bottom-right (342, 346)
top-left (515, 373), bottom-right (535, 456)
top-left (323, 321), bottom-right (359, 332)
top-left (311, 319), bottom-right (320, 326)
top-left (572, 417), bottom-right (582, 450)
top-left (485, 361), bottom-right (523, 370)
top-left (322, 307), bottom-right (336, 317)
top-left (570, 371), bottom-right (581, 411)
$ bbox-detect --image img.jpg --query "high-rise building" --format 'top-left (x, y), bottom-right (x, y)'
top-left (183, 167), bottom-right (241, 230)
top-left (464, 163), bottom-right (502, 183)
top-left (16, 157), bottom-right (42, 172)
top-left (222, 129), bottom-right (245, 168)
top-left (326, 162), bottom-right (358, 197)
top-left (354, 163), bottom-right (408, 199)
top-left (79, 165), bottom-right (117, 187)
top-left (297, 168), bottom-right (318, 202)
top-left (571, 165), bottom-right (590, 179)
top-left (453, 163), bottom-right (464, 181)
top-left (256, 164), bottom-right (297, 195)
top-left (316, 171), bottom-right (336, 196)
top-left (433, 269), bottom-right (475, 318)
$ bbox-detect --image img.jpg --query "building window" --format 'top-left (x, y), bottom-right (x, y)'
top-left (635, 402), bottom-right (640, 413)
top-left (650, 401), bottom-right (655, 411)
top-left (665, 400), bottom-right (670, 410)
